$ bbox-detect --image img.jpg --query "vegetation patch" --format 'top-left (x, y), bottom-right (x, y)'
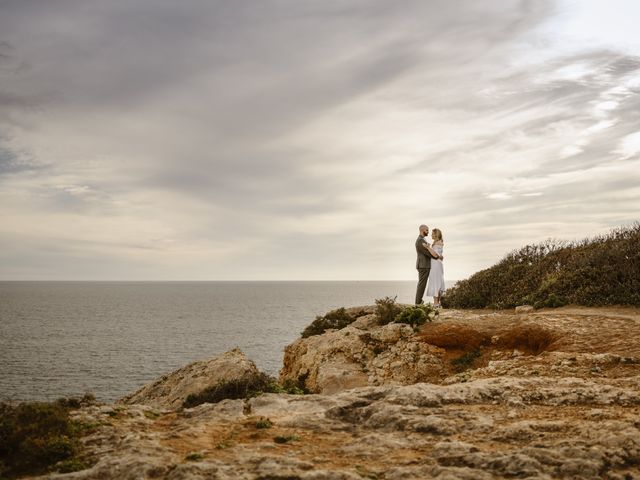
top-left (267, 378), bottom-right (307, 396)
top-left (394, 304), bottom-right (438, 329)
top-left (442, 223), bottom-right (640, 309)
top-left (496, 325), bottom-right (559, 355)
top-left (183, 372), bottom-right (306, 409)
top-left (215, 440), bottom-right (233, 450)
top-left (420, 323), bottom-right (491, 350)
top-left (0, 395), bottom-right (95, 478)
top-left (533, 292), bottom-right (567, 309)
top-left (143, 410), bottom-right (161, 420)
top-left (273, 434), bottom-right (300, 444)
top-left (375, 296), bottom-right (438, 328)
top-left (301, 307), bottom-right (357, 338)
top-left (375, 296), bottom-right (404, 325)
top-left (255, 417), bottom-right (273, 429)
top-left (300, 297), bottom-right (437, 342)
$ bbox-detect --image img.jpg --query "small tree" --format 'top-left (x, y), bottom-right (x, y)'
top-left (375, 296), bottom-right (403, 325)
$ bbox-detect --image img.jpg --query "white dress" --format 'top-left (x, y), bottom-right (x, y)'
top-left (426, 244), bottom-right (445, 297)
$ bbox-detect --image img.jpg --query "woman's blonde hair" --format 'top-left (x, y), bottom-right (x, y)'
top-left (432, 228), bottom-right (443, 243)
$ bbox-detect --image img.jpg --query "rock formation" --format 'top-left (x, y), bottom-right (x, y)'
top-left (118, 347), bottom-right (259, 410)
top-left (280, 308), bottom-right (446, 394)
top-left (61, 374), bottom-right (640, 479)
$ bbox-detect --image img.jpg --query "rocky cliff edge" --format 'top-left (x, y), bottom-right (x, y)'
top-left (37, 306), bottom-right (640, 479)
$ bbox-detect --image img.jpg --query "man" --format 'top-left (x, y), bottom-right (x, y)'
top-left (415, 224), bottom-right (442, 304)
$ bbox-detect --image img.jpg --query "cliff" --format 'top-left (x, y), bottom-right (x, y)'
top-left (20, 306), bottom-right (640, 479)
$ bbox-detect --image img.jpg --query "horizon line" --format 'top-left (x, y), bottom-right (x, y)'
top-left (0, 279), bottom-right (461, 283)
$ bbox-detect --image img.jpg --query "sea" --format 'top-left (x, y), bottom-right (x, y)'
top-left (0, 281), bottom-right (452, 403)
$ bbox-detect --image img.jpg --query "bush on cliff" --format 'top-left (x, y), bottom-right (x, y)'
top-left (0, 395), bottom-right (94, 478)
top-left (183, 373), bottom-right (305, 408)
top-left (375, 296), bottom-right (404, 325)
top-left (394, 304), bottom-right (438, 329)
top-left (301, 307), bottom-right (356, 338)
top-left (375, 296), bottom-right (438, 328)
top-left (442, 223), bottom-right (640, 309)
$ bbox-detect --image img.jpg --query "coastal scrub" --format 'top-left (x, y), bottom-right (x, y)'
top-left (443, 223), bottom-right (640, 309)
top-left (0, 395), bottom-right (95, 478)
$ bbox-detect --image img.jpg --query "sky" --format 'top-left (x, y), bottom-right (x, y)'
top-left (1, 0), bottom-right (639, 281)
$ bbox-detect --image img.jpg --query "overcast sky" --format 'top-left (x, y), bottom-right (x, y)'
top-left (1, 0), bottom-right (639, 281)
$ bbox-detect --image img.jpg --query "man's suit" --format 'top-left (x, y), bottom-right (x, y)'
top-left (415, 235), bottom-right (437, 304)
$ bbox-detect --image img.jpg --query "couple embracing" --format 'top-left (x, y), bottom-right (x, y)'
top-left (415, 224), bottom-right (445, 307)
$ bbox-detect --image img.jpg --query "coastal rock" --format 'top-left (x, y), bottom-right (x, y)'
top-left (54, 374), bottom-right (640, 480)
top-left (281, 305), bottom-right (640, 396)
top-left (117, 347), bottom-right (259, 410)
top-left (280, 318), bottom-right (446, 393)
top-left (515, 305), bottom-right (534, 313)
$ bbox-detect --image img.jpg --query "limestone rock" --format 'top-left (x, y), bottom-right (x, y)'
top-left (117, 347), bottom-right (260, 409)
top-left (515, 305), bottom-right (534, 313)
top-left (46, 374), bottom-right (640, 480)
top-left (280, 320), bottom-right (445, 394)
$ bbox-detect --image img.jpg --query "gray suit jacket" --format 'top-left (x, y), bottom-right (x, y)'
top-left (416, 235), bottom-right (437, 269)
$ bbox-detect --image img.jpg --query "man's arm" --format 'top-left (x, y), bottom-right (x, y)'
top-left (420, 241), bottom-right (441, 259)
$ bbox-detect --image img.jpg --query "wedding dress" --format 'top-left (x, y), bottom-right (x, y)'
top-left (426, 244), bottom-right (445, 297)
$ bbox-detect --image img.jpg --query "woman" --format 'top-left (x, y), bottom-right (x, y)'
top-left (426, 228), bottom-right (445, 308)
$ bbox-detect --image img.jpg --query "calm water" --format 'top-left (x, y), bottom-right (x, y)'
top-left (0, 281), bottom-right (428, 403)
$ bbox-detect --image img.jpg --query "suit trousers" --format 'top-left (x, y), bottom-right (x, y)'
top-left (415, 268), bottom-right (430, 304)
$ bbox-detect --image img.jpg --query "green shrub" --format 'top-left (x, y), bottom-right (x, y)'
top-left (533, 293), bottom-right (567, 309)
top-left (273, 434), bottom-right (299, 444)
top-left (53, 392), bottom-right (96, 411)
top-left (442, 223), bottom-right (640, 309)
top-left (301, 307), bottom-right (356, 338)
top-left (255, 417), bottom-right (273, 429)
top-left (374, 297), bottom-right (438, 329)
top-left (394, 304), bottom-right (438, 329)
top-left (55, 458), bottom-right (89, 473)
top-left (183, 372), bottom-right (306, 408)
top-left (0, 400), bottom-right (89, 478)
top-left (374, 296), bottom-right (403, 325)
top-left (266, 378), bottom-right (306, 395)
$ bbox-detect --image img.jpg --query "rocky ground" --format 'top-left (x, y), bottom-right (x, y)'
top-left (33, 306), bottom-right (640, 479)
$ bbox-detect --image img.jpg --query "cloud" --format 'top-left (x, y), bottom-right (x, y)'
top-left (0, 0), bottom-right (639, 280)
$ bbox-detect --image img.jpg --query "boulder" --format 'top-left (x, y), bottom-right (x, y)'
top-left (117, 347), bottom-right (260, 410)
top-left (280, 316), bottom-right (445, 394)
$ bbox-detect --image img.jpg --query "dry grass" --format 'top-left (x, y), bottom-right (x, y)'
top-left (419, 323), bottom-right (491, 351)
top-left (496, 324), bottom-right (559, 355)
top-left (419, 321), bottom-right (560, 377)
